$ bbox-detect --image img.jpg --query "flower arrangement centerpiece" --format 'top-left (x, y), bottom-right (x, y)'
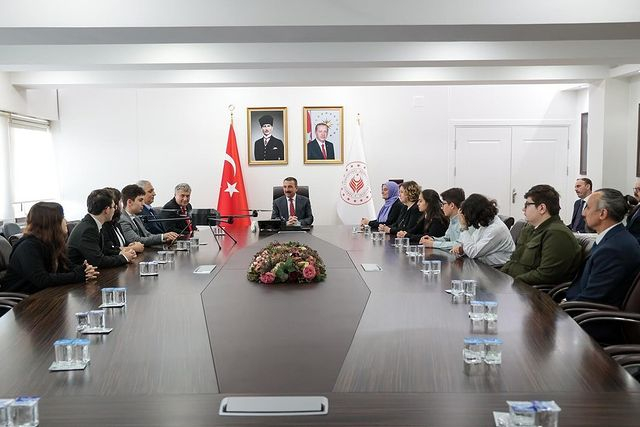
top-left (247, 241), bottom-right (327, 284)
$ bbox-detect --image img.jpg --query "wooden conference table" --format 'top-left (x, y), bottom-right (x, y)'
top-left (1, 226), bottom-right (639, 426)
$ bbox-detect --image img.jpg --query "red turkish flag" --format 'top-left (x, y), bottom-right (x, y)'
top-left (217, 123), bottom-right (250, 227)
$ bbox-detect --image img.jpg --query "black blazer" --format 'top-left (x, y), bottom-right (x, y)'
top-left (389, 203), bottom-right (421, 235)
top-left (627, 205), bottom-right (640, 244)
top-left (101, 220), bottom-right (127, 256)
top-left (254, 136), bottom-right (284, 161)
top-left (271, 194), bottom-right (314, 226)
top-left (569, 199), bottom-right (589, 233)
top-left (67, 214), bottom-right (128, 268)
top-left (160, 198), bottom-right (195, 234)
top-left (1, 235), bottom-right (85, 294)
top-left (307, 139), bottom-right (335, 160)
top-left (140, 205), bottom-right (165, 234)
top-left (368, 199), bottom-right (403, 229)
top-left (406, 215), bottom-right (449, 244)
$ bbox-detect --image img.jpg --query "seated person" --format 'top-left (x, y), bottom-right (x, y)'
top-left (68, 189), bottom-right (137, 268)
top-left (119, 184), bottom-right (179, 246)
top-left (361, 181), bottom-right (403, 229)
top-left (501, 184), bottom-right (581, 285)
top-left (271, 176), bottom-right (314, 226)
top-left (451, 194), bottom-right (515, 267)
top-left (421, 187), bottom-right (465, 250)
top-left (136, 179), bottom-right (165, 234)
top-left (102, 187), bottom-right (143, 254)
top-left (161, 183), bottom-right (195, 235)
top-left (397, 189), bottom-right (448, 244)
top-left (566, 189), bottom-right (640, 307)
top-left (380, 181), bottom-right (422, 235)
top-left (1, 202), bottom-right (98, 294)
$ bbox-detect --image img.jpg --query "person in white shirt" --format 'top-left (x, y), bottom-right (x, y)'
top-left (421, 187), bottom-right (465, 250)
top-left (452, 194), bottom-right (515, 267)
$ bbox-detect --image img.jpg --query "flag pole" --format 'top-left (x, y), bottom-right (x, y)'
top-left (228, 104), bottom-right (235, 124)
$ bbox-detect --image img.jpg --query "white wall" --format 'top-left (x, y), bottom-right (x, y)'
top-left (52, 84), bottom-right (579, 223)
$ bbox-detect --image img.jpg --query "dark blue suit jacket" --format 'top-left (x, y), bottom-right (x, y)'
top-left (307, 139), bottom-right (335, 160)
top-left (140, 205), bottom-right (165, 234)
top-left (626, 205), bottom-right (640, 244)
top-left (566, 223), bottom-right (640, 307)
top-left (569, 199), bottom-right (588, 232)
top-left (271, 194), bottom-right (314, 226)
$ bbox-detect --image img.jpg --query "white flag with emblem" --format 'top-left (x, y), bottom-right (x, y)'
top-left (337, 118), bottom-right (376, 224)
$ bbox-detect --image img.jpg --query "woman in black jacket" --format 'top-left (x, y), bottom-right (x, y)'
top-left (1, 202), bottom-right (98, 294)
top-left (398, 189), bottom-right (449, 244)
top-left (380, 181), bottom-right (423, 235)
top-left (361, 181), bottom-right (404, 230)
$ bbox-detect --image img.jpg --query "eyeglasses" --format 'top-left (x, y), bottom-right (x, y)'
top-left (109, 205), bottom-right (116, 209)
top-left (634, 187), bottom-right (640, 192)
top-left (523, 202), bottom-right (536, 208)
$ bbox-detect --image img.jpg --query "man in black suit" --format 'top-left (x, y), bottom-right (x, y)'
top-left (626, 178), bottom-right (640, 243)
top-left (67, 189), bottom-right (136, 268)
top-left (569, 177), bottom-right (592, 233)
top-left (254, 114), bottom-right (284, 161)
top-left (137, 179), bottom-right (165, 234)
top-left (566, 188), bottom-right (640, 307)
top-left (271, 176), bottom-right (314, 226)
top-left (160, 182), bottom-right (195, 235)
top-left (307, 123), bottom-right (335, 160)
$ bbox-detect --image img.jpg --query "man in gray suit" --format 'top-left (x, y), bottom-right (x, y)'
top-left (119, 184), bottom-right (179, 246)
top-left (271, 176), bottom-right (314, 226)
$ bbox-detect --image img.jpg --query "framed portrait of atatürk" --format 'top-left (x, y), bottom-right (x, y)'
top-left (303, 106), bottom-right (344, 164)
top-left (247, 107), bottom-right (288, 165)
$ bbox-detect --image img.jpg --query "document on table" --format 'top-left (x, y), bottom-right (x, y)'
top-left (361, 263), bottom-right (382, 272)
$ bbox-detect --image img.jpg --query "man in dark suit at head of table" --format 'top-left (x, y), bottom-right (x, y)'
top-left (271, 176), bottom-right (314, 227)
top-left (254, 114), bottom-right (284, 161)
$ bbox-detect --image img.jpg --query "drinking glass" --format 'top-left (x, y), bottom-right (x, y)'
top-left (88, 309), bottom-right (106, 329)
top-left (463, 337), bottom-right (483, 364)
top-left (463, 280), bottom-right (477, 298)
top-left (421, 259), bottom-right (432, 274)
top-left (71, 338), bottom-right (91, 364)
top-left (101, 288), bottom-right (115, 306)
top-left (485, 301), bottom-right (498, 321)
top-left (54, 339), bottom-right (73, 366)
top-left (469, 301), bottom-right (485, 321)
top-left (113, 288), bottom-right (127, 305)
top-left (75, 312), bottom-right (89, 331)
top-left (431, 260), bottom-right (441, 274)
top-left (483, 338), bottom-right (502, 365)
top-left (9, 397), bottom-right (40, 427)
top-left (451, 280), bottom-right (464, 296)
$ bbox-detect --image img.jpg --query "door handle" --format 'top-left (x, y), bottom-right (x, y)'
top-left (512, 189), bottom-right (517, 204)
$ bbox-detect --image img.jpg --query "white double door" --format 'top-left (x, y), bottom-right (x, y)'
top-left (454, 125), bottom-right (569, 219)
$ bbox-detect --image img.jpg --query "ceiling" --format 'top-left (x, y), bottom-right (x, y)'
top-left (2, 0), bottom-right (640, 88)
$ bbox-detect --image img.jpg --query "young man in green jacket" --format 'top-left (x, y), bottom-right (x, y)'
top-left (502, 184), bottom-right (582, 285)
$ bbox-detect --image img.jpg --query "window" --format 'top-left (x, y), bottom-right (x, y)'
top-left (8, 115), bottom-right (58, 219)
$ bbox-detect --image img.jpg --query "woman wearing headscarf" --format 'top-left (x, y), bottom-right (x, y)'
top-left (361, 181), bottom-right (403, 230)
top-left (380, 181), bottom-right (422, 236)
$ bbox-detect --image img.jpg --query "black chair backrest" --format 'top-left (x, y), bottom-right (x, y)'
top-left (8, 234), bottom-right (22, 247)
top-left (622, 271), bottom-right (640, 314)
top-left (498, 215), bottom-right (515, 229)
top-left (273, 186), bottom-right (309, 200)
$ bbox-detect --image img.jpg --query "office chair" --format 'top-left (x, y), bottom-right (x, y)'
top-left (272, 186), bottom-right (309, 200)
top-left (498, 215), bottom-right (515, 229)
top-left (0, 235), bottom-right (12, 280)
top-left (509, 219), bottom-right (526, 244)
top-left (2, 223), bottom-right (21, 238)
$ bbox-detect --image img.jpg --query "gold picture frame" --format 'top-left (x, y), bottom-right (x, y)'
top-left (247, 107), bottom-right (288, 165)
top-left (303, 106), bottom-right (344, 164)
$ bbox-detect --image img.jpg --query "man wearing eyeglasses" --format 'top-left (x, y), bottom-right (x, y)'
top-left (68, 189), bottom-right (136, 268)
top-left (502, 184), bottom-right (581, 286)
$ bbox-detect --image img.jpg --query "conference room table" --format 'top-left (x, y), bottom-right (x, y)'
top-left (1, 225), bottom-right (639, 426)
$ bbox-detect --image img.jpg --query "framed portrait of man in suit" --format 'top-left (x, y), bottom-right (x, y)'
top-left (303, 106), bottom-right (344, 164)
top-left (247, 107), bottom-right (288, 165)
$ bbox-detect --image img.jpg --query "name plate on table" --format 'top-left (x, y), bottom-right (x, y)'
top-left (219, 396), bottom-right (328, 416)
top-left (361, 263), bottom-right (382, 272)
top-left (194, 265), bottom-right (216, 274)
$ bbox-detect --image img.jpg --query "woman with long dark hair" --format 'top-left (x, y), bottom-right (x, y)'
top-left (1, 202), bottom-right (98, 294)
top-left (398, 189), bottom-right (448, 244)
top-left (452, 194), bottom-right (515, 266)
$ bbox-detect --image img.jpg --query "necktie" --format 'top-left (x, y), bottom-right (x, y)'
top-left (321, 143), bottom-right (327, 159)
top-left (288, 198), bottom-right (295, 217)
top-left (264, 138), bottom-right (269, 146)
top-left (181, 206), bottom-right (193, 235)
